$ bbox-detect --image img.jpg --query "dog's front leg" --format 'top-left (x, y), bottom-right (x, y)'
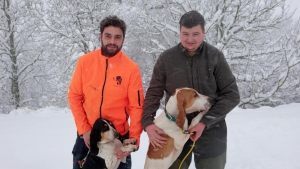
top-left (123, 138), bottom-right (137, 146)
top-left (120, 144), bottom-right (139, 152)
top-left (173, 134), bottom-right (190, 150)
top-left (119, 145), bottom-right (138, 163)
top-left (172, 120), bottom-right (190, 150)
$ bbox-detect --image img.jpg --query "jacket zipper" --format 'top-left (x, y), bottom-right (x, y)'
top-left (100, 59), bottom-right (108, 118)
top-left (190, 57), bottom-right (194, 89)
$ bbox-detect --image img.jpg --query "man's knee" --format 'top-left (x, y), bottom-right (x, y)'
top-left (195, 151), bottom-right (226, 169)
top-left (169, 159), bottom-right (190, 169)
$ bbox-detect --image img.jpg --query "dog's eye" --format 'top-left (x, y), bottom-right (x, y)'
top-left (193, 93), bottom-right (198, 97)
top-left (103, 124), bottom-right (107, 127)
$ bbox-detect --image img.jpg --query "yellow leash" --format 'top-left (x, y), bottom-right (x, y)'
top-left (178, 131), bottom-right (196, 169)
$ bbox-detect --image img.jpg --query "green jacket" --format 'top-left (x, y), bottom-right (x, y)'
top-left (142, 42), bottom-right (240, 158)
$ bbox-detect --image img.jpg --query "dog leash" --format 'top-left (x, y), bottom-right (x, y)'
top-left (178, 131), bottom-right (195, 169)
top-left (78, 150), bottom-right (90, 168)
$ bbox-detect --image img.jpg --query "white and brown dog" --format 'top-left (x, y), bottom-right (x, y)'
top-left (82, 118), bottom-right (138, 169)
top-left (144, 87), bottom-right (214, 169)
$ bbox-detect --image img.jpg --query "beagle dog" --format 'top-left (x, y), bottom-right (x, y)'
top-left (81, 118), bottom-right (138, 169)
top-left (144, 87), bottom-right (214, 169)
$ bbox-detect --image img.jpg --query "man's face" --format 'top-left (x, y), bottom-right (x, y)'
top-left (100, 26), bottom-right (124, 57)
top-left (180, 24), bottom-right (205, 56)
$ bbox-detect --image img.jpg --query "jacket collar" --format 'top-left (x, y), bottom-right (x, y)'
top-left (98, 48), bottom-right (123, 62)
top-left (179, 42), bottom-right (204, 56)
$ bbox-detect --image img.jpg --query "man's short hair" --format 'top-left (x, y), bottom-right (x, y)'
top-left (179, 10), bottom-right (205, 31)
top-left (100, 15), bottom-right (126, 36)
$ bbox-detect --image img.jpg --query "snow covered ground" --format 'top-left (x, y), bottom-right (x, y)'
top-left (1, 103), bottom-right (300, 169)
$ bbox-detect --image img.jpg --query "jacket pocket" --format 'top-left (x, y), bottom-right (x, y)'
top-left (137, 90), bottom-right (141, 106)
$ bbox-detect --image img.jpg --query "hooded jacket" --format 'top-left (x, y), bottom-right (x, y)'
top-left (142, 42), bottom-right (240, 158)
top-left (68, 49), bottom-right (144, 145)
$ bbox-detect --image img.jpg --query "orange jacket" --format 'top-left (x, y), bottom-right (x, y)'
top-left (68, 49), bottom-right (144, 145)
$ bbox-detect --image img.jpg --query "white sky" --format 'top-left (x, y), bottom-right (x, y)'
top-left (1, 103), bottom-right (300, 169)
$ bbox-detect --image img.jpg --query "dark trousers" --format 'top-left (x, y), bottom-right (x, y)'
top-left (168, 139), bottom-right (226, 169)
top-left (72, 132), bottom-right (131, 169)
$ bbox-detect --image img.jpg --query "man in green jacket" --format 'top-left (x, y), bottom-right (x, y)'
top-left (141, 10), bottom-right (240, 169)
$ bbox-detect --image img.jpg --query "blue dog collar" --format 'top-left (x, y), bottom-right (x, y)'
top-left (164, 108), bottom-right (176, 122)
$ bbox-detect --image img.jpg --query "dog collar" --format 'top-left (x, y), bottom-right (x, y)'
top-left (164, 108), bottom-right (176, 122)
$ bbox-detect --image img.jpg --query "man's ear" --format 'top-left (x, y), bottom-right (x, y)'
top-left (99, 33), bottom-right (102, 42)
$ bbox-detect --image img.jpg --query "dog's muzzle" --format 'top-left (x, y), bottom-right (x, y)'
top-left (113, 130), bottom-right (119, 139)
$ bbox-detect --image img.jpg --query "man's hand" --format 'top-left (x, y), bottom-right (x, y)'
top-left (188, 122), bottom-right (206, 141)
top-left (82, 130), bottom-right (91, 148)
top-left (115, 148), bottom-right (130, 159)
top-left (145, 124), bottom-right (167, 149)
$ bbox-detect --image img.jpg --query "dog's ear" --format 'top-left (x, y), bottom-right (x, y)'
top-left (90, 119), bottom-right (102, 155)
top-left (90, 127), bottom-right (100, 155)
top-left (176, 90), bottom-right (187, 129)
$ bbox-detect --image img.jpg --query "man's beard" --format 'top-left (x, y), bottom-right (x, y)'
top-left (101, 41), bottom-right (122, 57)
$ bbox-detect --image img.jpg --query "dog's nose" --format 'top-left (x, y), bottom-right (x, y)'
top-left (114, 131), bottom-right (119, 138)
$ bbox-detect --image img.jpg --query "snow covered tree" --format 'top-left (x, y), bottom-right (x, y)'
top-left (1, 0), bottom-right (299, 111)
top-left (39, 0), bottom-right (146, 107)
top-left (134, 0), bottom-right (300, 108)
top-left (237, 19), bottom-right (300, 108)
top-left (204, 0), bottom-right (299, 108)
top-left (0, 0), bottom-right (47, 111)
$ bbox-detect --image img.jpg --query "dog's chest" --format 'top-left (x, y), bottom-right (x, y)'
top-left (98, 143), bottom-right (116, 156)
top-left (97, 143), bottom-right (120, 169)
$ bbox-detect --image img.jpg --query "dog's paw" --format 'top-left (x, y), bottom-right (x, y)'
top-left (132, 145), bottom-right (139, 152)
top-left (123, 145), bottom-right (139, 152)
top-left (123, 138), bottom-right (137, 146)
top-left (127, 145), bottom-right (139, 152)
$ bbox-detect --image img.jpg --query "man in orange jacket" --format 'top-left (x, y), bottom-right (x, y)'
top-left (68, 15), bottom-right (144, 169)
